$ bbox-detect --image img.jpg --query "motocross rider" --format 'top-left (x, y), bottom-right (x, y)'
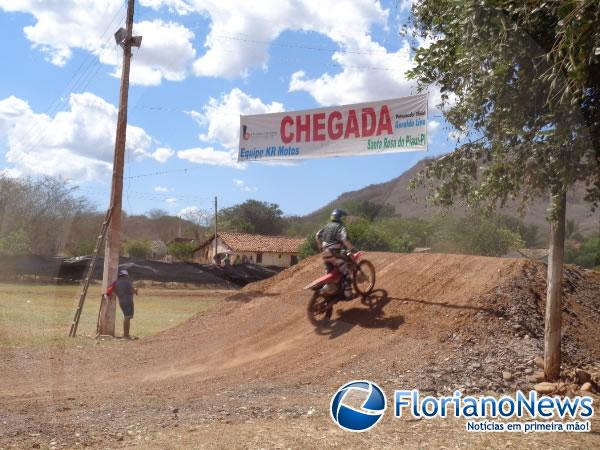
top-left (315, 209), bottom-right (356, 299)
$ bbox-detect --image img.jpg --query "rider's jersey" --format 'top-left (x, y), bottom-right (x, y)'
top-left (316, 221), bottom-right (348, 250)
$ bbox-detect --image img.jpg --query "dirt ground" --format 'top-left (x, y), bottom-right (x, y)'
top-left (1, 253), bottom-right (599, 449)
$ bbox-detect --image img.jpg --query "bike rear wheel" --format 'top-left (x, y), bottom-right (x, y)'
top-left (307, 291), bottom-right (333, 326)
top-left (353, 259), bottom-right (376, 296)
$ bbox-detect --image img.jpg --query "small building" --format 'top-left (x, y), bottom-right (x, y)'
top-left (192, 232), bottom-right (305, 268)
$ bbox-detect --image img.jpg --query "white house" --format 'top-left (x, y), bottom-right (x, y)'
top-left (192, 232), bottom-right (306, 268)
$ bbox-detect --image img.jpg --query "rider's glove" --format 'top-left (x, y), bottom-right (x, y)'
top-left (350, 248), bottom-right (358, 255)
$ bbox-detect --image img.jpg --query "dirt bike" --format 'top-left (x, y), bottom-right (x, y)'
top-left (304, 250), bottom-right (376, 325)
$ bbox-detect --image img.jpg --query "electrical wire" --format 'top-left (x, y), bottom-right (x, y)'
top-left (17, 1), bottom-right (128, 153)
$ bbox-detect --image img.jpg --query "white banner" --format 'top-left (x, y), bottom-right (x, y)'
top-left (238, 93), bottom-right (428, 162)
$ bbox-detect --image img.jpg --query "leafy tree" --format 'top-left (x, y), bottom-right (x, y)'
top-left (298, 233), bottom-right (319, 259)
top-left (0, 176), bottom-right (91, 255)
top-left (347, 220), bottom-right (392, 251)
top-left (389, 236), bottom-right (415, 253)
top-left (124, 240), bottom-right (151, 259)
top-left (495, 215), bottom-right (541, 248)
top-left (408, 0), bottom-right (600, 379)
top-left (219, 200), bottom-right (286, 235)
top-left (0, 229), bottom-right (31, 255)
top-left (566, 235), bottom-right (600, 269)
top-left (430, 214), bottom-right (523, 257)
top-left (376, 216), bottom-right (434, 248)
top-left (167, 241), bottom-right (195, 261)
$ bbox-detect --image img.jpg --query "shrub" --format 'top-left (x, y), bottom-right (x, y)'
top-left (167, 242), bottom-right (195, 261)
top-left (298, 234), bottom-right (319, 259)
top-left (0, 229), bottom-right (31, 255)
top-left (124, 239), bottom-right (151, 259)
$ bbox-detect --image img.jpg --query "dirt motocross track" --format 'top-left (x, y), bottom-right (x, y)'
top-left (1, 253), bottom-right (600, 448)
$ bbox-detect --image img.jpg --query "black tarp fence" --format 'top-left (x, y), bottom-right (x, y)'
top-left (0, 255), bottom-right (281, 287)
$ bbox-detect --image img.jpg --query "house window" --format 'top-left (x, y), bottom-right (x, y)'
top-left (256, 252), bottom-right (263, 264)
top-left (290, 255), bottom-right (298, 265)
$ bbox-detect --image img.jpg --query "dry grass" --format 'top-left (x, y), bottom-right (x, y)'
top-left (0, 282), bottom-right (233, 348)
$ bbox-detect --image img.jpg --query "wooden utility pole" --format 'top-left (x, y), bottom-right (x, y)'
top-left (544, 189), bottom-right (567, 380)
top-left (98, 0), bottom-right (142, 336)
top-left (214, 196), bottom-right (218, 262)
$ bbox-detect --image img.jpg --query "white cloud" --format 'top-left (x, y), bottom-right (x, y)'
top-left (289, 39), bottom-right (423, 106)
top-left (135, 0), bottom-right (427, 104)
top-left (151, 147), bottom-right (174, 163)
top-left (0, 0), bottom-right (123, 67)
top-left (166, 197), bottom-right (177, 205)
top-left (154, 186), bottom-right (170, 192)
top-left (140, 0), bottom-right (194, 15)
top-left (142, 0), bottom-right (389, 80)
top-left (399, 0), bottom-right (415, 11)
top-left (188, 88), bottom-right (284, 150)
top-left (177, 147), bottom-right (245, 169)
top-left (233, 179), bottom-right (257, 193)
top-left (105, 20), bottom-right (197, 86)
top-left (0, 1), bottom-right (197, 85)
top-left (428, 120), bottom-right (440, 132)
top-left (0, 167), bottom-right (22, 178)
top-left (0, 92), bottom-right (156, 180)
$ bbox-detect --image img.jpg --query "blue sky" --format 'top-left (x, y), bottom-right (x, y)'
top-left (0, 0), bottom-right (456, 219)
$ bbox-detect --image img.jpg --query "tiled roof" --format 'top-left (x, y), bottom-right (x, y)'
top-left (197, 232), bottom-right (305, 254)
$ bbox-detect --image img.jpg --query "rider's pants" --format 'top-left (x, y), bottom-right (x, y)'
top-left (321, 248), bottom-right (352, 297)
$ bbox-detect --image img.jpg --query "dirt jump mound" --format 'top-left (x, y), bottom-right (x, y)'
top-left (138, 252), bottom-right (600, 394)
top-left (2, 252), bottom-right (599, 448)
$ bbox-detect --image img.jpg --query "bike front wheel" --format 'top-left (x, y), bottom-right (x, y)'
top-left (353, 260), bottom-right (376, 296)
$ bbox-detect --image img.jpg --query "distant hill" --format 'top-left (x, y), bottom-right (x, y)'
top-left (305, 158), bottom-right (600, 235)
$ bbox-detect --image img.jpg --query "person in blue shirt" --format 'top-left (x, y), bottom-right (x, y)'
top-left (112, 269), bottom-right (138, 339)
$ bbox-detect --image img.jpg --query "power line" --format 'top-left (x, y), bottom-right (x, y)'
top-left (206, 32), bottom-right (394, 56)
top-left (17, 2), bottom-right (128, 152)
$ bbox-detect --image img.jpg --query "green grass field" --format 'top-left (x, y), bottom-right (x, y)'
top-left (0, 282), bottom-right (231, 348)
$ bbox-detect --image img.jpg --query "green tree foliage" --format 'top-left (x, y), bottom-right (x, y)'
top-left (219, 200), bottom-right (286, 235)
top-left (389, 236), bottom-right (415, 253)
top-left (375, 217), bottom-right (434, 248)
top-left (408, 0), bottom-right (599, 216)
top-left (167, 242), bottom-right (196, 261)
top-left (124, 240), bottom-right (151, 259)
top-left (347, 220), bottom-right (391, 251)
top-left (431, 215), bottom-right (524, 256)
top-left (407, 3), bottom-right (599, 377)
top-left (495, 215), bottom-right (541, 248)
top-left (0, 229), bottom-right (31, 256)
top-left (298, 233), bottom-right (319, 259)
top-left (566, 235), bottom-right (600, 269)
